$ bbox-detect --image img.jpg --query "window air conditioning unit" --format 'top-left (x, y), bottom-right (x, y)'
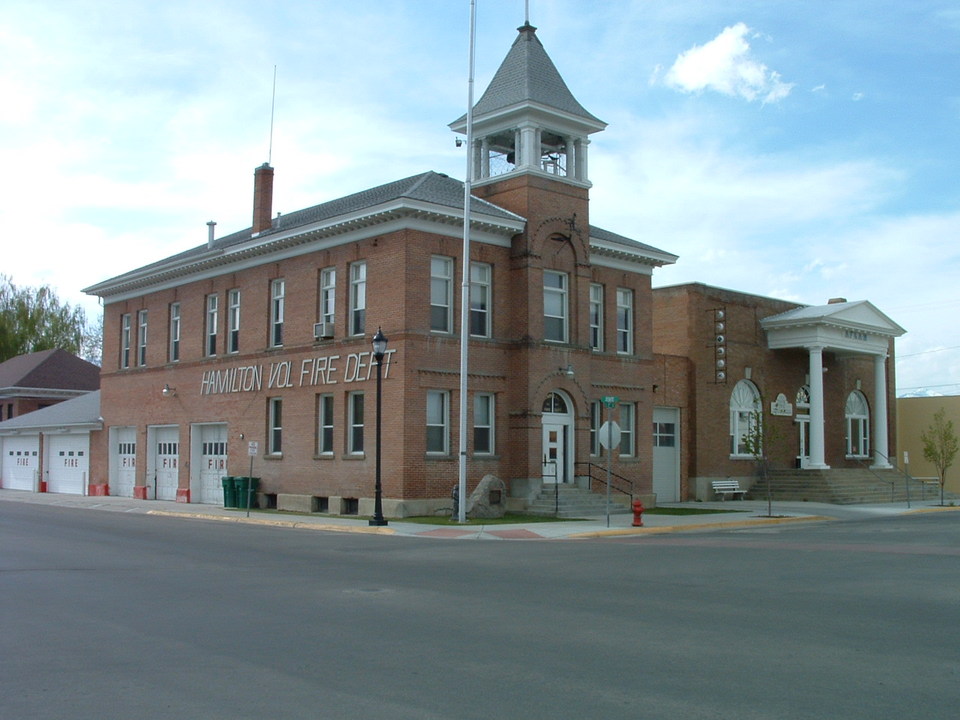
top-left (314, 322), bottom-right (334, 340)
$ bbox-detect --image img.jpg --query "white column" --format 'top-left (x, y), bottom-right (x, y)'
top-left (807, 345), bottom-right (830, 469)
top-left (872, 353), bottom-right (892, 468)
top-left (520, 126), bottom-right (537, 169)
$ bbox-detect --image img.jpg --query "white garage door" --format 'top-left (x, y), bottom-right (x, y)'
top-left (652, 407), bottom-right (681, 503)
top-left (151, 427), bottom-right (180, 501)
top-left (2, 436), bottom-right (40, 491)
top-left (112, 427), bottom-right (137, 498)
top-left (195, 424), bottom-right (228, 505)
top-left (47, 435), bottom-right (89, 495)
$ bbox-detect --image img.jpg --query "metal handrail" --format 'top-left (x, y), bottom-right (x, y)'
top-left (574, 462), bottom-right (634, 500)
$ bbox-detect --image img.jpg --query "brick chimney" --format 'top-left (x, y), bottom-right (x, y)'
top-left (252, 163), bottom-right (274, 235)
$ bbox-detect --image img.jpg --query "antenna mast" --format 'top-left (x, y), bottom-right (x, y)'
top-left (268, 65), bottom-right (277, 164)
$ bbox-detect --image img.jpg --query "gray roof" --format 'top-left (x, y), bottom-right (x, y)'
top-left (590, 226), bottom-right (678, 266)
top-left (451, 23), bottom-right (605, 128)
top-left (84, 172), bottom-right (525, 296)
top-left (0, 349), bottom-right (100, 395)
top-left (0, 390), bottom-right (101, 433)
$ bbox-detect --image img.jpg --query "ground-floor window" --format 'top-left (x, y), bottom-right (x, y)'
top-left (730, 380), bottom-right (761, 457)
top-left (317, 394), bottom-right (334, 455)
top-left (268, 398), bottom-right (282, 454)
top-left (473, 393), bottom-right (494, 455)
top-left (845, 390), bottom-right (870, 458)
top-left (618, 402), bottom-right (635, 457)
top-left (426, 390), bottom-right (450, 454)
top-left (348, 392), bottom-right (364, 454)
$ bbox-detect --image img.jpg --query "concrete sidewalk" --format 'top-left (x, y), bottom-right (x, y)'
top-left (2, 488), bottom-right (955, 541)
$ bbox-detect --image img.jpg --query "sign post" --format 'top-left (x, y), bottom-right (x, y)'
top-left (247, 441), bottom-right (258, 518)
top-left (599, 397), bottom-right (621, 528)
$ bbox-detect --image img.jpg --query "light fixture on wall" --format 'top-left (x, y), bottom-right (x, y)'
top-left (162, 384), bottom-right (176, 398)
top-left (561, 364), bottom-right (575, 378)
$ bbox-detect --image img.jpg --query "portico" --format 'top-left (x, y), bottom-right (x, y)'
top-left (761, 300), bottom-right (905, 470)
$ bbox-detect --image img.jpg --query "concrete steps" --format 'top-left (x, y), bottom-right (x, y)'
top-left (527, 483), bottom-right (630, 517)
top-left (746, 469), bottom-right (953, 505)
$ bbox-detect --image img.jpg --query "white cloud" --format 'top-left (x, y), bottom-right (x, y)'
top-left (664, 22), bottom-right (794, 104)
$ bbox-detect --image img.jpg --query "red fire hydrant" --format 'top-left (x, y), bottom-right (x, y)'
top-left (632, 499), bottom-right (645, 527)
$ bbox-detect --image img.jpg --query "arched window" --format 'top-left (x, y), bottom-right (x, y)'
top-left (730, 380), bottom-right (761, 457)
top-left (542, 392), bottom-right (568, 414)
top-left (845, 391), bottom-right (870, 458)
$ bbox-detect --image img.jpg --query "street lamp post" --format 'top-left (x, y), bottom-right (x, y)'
top-left (369, 327), bottom-right (388, 527)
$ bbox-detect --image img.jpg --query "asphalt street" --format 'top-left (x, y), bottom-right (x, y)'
top-left (2, 498), bottom-right (958, 720)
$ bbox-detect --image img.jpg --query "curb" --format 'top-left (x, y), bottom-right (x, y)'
top-left (566, 514), bottom-right (833, 539)
top-left (146, 510), bottom-right (397, 535)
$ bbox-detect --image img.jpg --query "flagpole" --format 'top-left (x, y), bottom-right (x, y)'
top-left (457, 0), bottom-right (477, 523)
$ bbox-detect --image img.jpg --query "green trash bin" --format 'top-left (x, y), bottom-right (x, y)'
top-left (235, 477), bottom-right (260, 509)
top-left (221, 477), bottom-right (237, 508)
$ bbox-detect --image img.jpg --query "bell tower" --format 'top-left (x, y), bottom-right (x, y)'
top-left (449, 22), bottom-right (606, 213)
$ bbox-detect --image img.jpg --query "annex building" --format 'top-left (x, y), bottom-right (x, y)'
top-left (0, 22), bottom-right (907, 513)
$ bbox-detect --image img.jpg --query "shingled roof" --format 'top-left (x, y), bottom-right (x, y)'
top-left (451, 23), bottom-right (605, 129)
top-left (0, 349), bottom-right (100, 396)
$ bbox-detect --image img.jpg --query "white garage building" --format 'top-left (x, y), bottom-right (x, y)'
top-left (0, 391), bottom-right (102, 495)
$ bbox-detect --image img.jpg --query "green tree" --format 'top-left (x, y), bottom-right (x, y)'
top-left (921, 407), bottom-right (959, 506)
top-left (0, 275), bottom-right (100, 364)
top-left (740, 400), bottom-right (784, 517)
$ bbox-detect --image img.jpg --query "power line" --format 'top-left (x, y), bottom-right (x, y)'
top-left (896, 345), bottom-right (960, 359)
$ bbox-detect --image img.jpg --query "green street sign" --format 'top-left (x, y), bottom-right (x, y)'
top-left (602, 395), bottom-right (619, 408)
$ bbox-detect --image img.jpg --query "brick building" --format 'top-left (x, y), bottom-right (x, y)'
top-left (653, 283), bottom-right (904, 499)
top-left (82, 23), bottom-right (678, 515)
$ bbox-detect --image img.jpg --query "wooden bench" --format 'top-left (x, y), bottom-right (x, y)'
top-left (711, 479), bottom-right (746, 501)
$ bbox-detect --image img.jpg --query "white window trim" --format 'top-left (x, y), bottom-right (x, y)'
top-left (120, 313), bottom-right (131, 369)
top-left (320, 267), bottom-right (336, 326)
top-left (270, 279), bottom-right (285, 347)
top-left (616, 287), bottom-right (633, 355)
top-left (730, 380), bottom-right (761, 458)
top-left (169, 302), bottom-right (180, 363)
top-left (137, 310), bottom-right (148, 366)
top-left (348, 391), bottom-right (365, 455)
top-left (470, 262), bottom-right (492, 338)
top-left (318, 393), bottom-right (334, 455)
top-left (618, 402), bottom-right (635, 458)
top-left (426, 390), bottom-right (450, 455)
top-left (589, 283), bottom-right (604, 351)
top-left (543, 270), bottom-right (568, 343)
top-left (228, 289), bottom-right (241, 354)
top-left (206, 294), bottom-right (218, 357)
top-left (350, 262), bottom-right (367, 336)
top-left (473, 392), bottom-right (495, 455)
top-left (431, 256), bottom-right (454, 333)
top-left (268, 397), bottom-right (283, 455)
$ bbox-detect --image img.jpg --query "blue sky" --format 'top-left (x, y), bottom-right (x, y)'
top-left (1, 0), bottom-right (957, 396)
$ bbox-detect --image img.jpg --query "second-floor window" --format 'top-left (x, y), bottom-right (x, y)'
top-left (320, 267), bottom-right (336, 328)
top-left (350, 262), bottom-right (366, 336)
top-left (589, 283), bottom-right (604, 351)
top-left (268, 398), bottom-right (282, 454)
top-left (616, 288), bottom-right (633, 354)
top-left (228, 289), bottom-right (240, 353)
top-left (136, 310), bottom-right (148, 366)
top-left (120, 313), bottom-right (131, 368)
top-left (470, 262), bottom-right (491, 337)
top-left (270, 279), bottom-right (285, 347)
top-left (318, 394), bottom-right (334, 455)
top-left (543, 270), bottom-right (568, 343)
top-left (205, 294), bottom-right (218, 357)
top-left (431, 256), bottom-right (453, 333)
top-left (168, 302), bottom-right (180, 362)
top-left (348, 391), bottom-right (365, 454)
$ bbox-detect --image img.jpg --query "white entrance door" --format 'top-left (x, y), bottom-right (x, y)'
top-left (195, 424), bottom-right (228, 505)
top-left (112, 427), bottom-right (137, 497)
top-left (796, 415), bottom-right (810, 469)
top-left (46, 435), bottom-right (88, 495)
top-left (2, 436), bottom-right (40, 491)
top-left (652, 407), bottom-right (680, 503)
top-left (541, 391), bottom-right (573, 484)
top-left (542, 423), bottom-right (566, 483)
top-left (150, 427), bottom-right (180, 501)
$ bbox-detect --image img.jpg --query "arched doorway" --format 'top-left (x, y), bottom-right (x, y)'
top-left (541, 391), bottom-right (574, 484)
